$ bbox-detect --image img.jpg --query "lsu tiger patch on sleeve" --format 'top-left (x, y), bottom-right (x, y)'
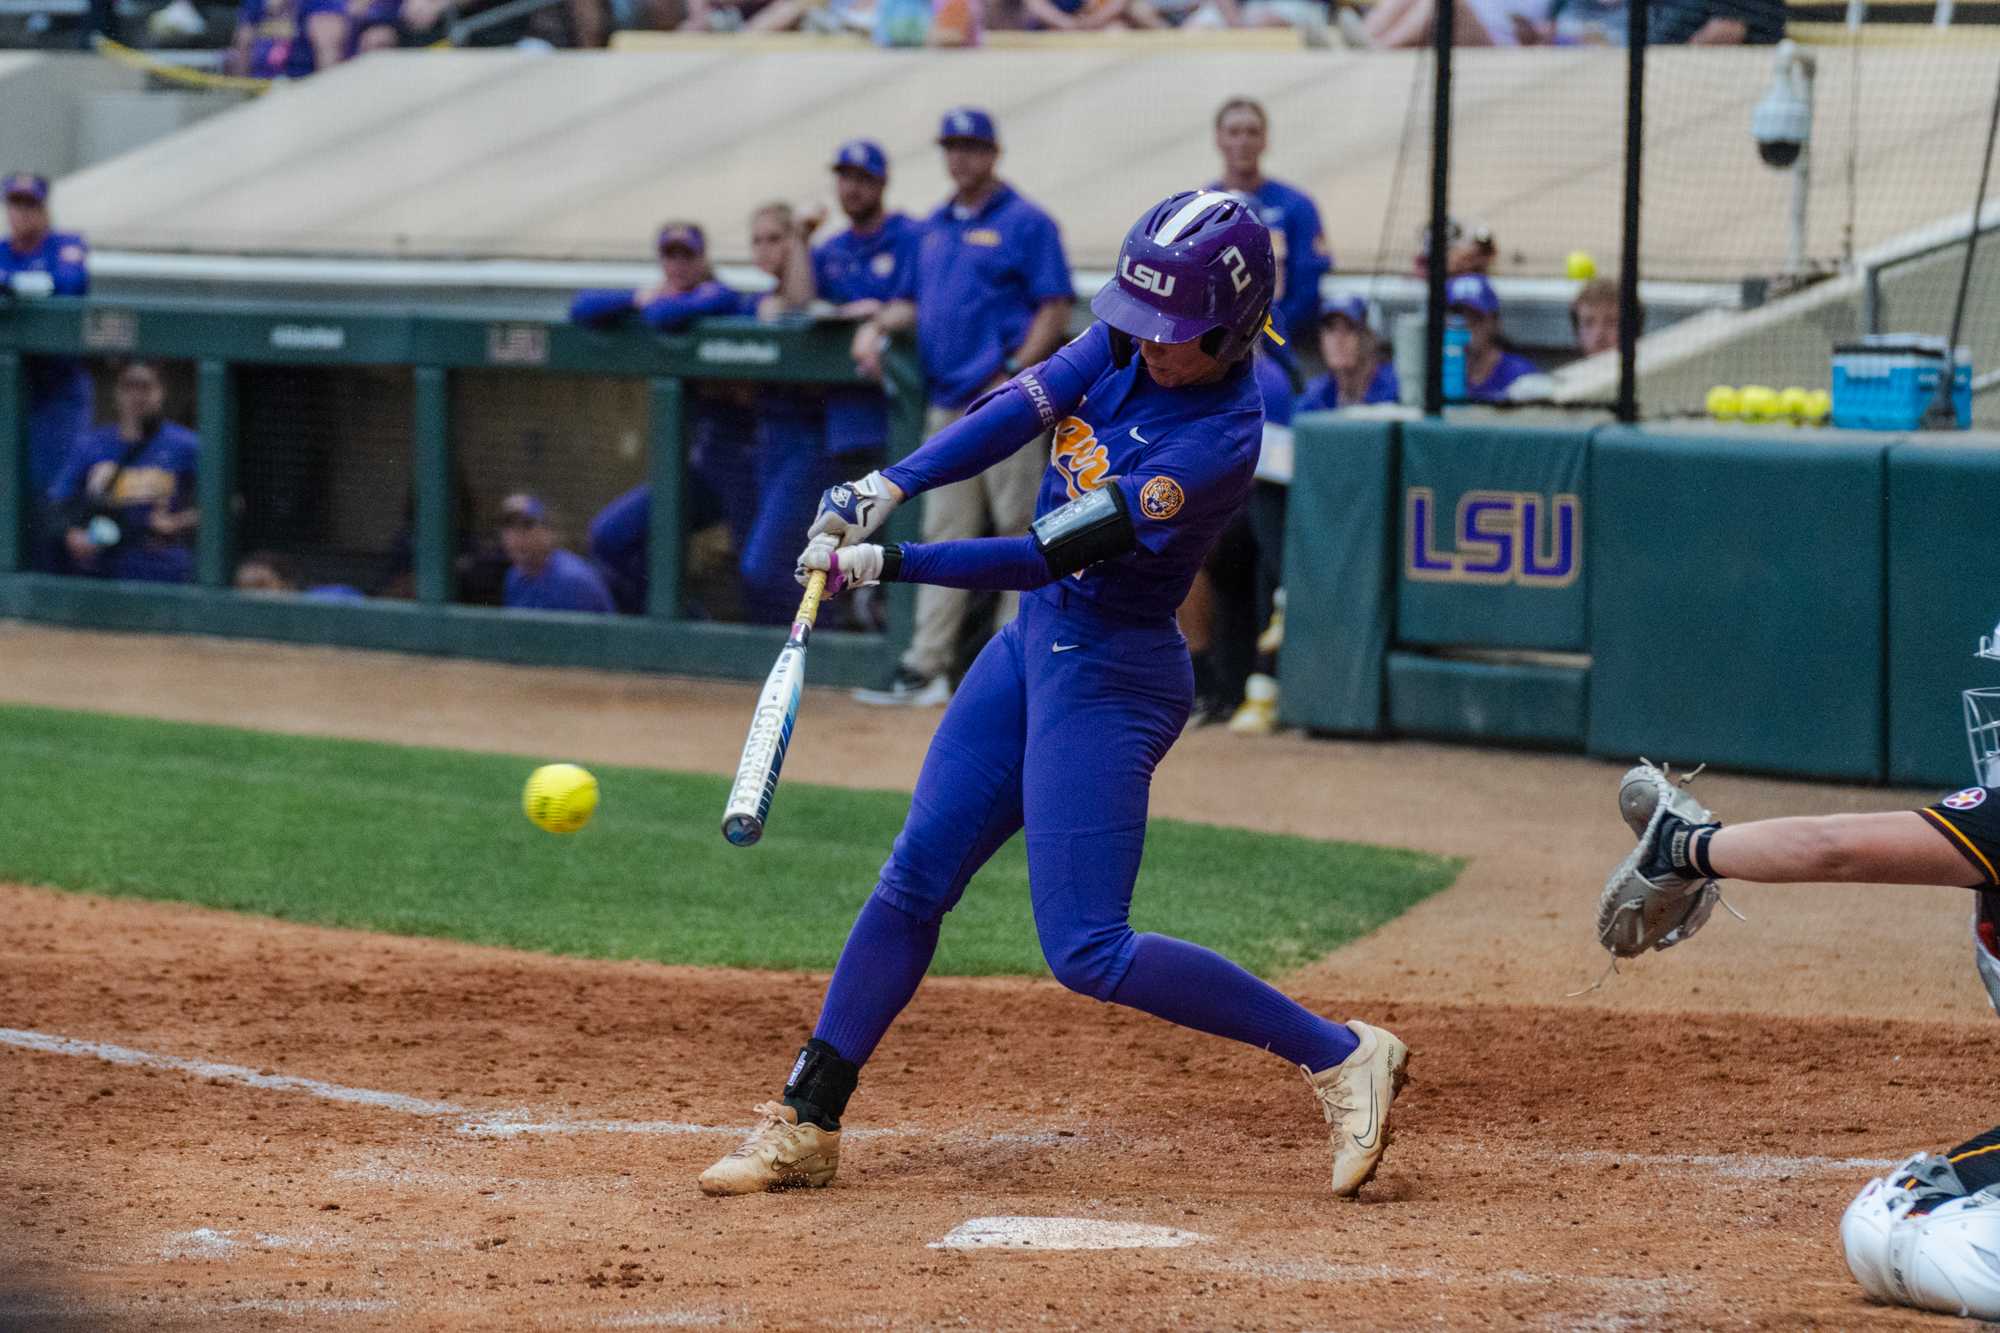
top-left (1139, 476), bottom-right (1184, 521)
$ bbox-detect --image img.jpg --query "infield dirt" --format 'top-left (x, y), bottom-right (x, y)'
top-left (0, 623), bottom-right (1993, 1330)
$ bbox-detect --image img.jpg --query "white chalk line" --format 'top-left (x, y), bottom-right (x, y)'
top-left (0, 1027), bottom-right (460, 1117)
top-left (0, 1026), bottom-right (1087, 1146)
top-left (0, 1026), bottom-right (1905, 1183)
top-left (1551, 1149), bottom-right (1899, 1180)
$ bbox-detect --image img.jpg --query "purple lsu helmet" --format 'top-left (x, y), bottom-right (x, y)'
top-left (1090, 190), bottom-right (1276, 364)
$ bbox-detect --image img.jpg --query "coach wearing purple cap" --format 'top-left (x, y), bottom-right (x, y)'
top-left (2, 173), bottom-right (91, 562)
top-left (1447, 274), bottom-right (1538, 403)
top-left (850, 107), bottom-right (1073, 706)
top-left (1295, 294), bottom-right (1399, 411)
top-left (810, 139), bottom-right (922, 470)
top-left (498, 493), bottom-right (615, 614)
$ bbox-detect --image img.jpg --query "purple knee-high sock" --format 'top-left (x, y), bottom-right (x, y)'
top-left (810, 894), bottom-right (940, 1066)
top-left (1108, 932), bottom-right (1358, 1071)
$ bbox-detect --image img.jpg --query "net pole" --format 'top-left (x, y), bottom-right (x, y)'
top-left (1923, 57), bottom-right (2000, 430)
top-left (1616, 0), bottom-right (1646, 424)
top-left (1422, 0), bottom-right (1454, 417)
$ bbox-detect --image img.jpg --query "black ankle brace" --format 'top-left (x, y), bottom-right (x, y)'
top-left (782, 1038), bottom-right (859, 1131)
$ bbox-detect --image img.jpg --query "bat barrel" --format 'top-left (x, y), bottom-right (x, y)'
top-left (721, 811), bottom-right (763, 847)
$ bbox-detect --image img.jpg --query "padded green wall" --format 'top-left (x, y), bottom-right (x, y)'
top-left (1397, 421), bottom-right (1590, 651)
top-left (1588, 427), bottom-right (1890, 780)
top-left (1886, 439), bottom-right (2000, 788)
top-left (1277, 416), bottom-right (1396, 734)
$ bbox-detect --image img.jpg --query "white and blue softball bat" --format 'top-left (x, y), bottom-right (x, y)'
top-left (721, 569), bottom-right (827, 847)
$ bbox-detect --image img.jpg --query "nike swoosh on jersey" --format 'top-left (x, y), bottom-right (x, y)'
top-left (1051, 642), bottom-right (1081, 653)
top-left (1130, 427), bottom-right (1150, 444)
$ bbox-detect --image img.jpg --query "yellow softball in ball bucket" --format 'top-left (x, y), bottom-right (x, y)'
top-left (524, 763), bottom-right (599, 834)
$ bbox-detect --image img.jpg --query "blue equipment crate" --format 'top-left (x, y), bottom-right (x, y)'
top-left (1831, 336), bottom-right (1971, 431)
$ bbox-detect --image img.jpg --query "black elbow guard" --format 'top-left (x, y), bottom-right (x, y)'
top-left (1032, 484), bottom-right (1136, 579)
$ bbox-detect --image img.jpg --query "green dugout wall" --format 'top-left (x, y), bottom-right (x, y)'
top-left (0, 297), bottom-right (924, 687)
top-left (1280, 416), bottom-right (2000, 788)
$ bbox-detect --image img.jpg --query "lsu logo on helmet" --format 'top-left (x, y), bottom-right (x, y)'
top-left (1120, 258), bottom-right (1176, 297)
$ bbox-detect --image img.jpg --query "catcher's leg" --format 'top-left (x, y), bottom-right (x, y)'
top-left (699, 626), bottom-right (1027, 1198)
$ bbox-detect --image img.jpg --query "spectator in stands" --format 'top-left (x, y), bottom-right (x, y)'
top-left (346, 0), bottom-right (401, 52)
top-left (227, 0), bottom-right (350, 77)
top-left (1345, 0), bottom-right (1549, 45)
top-left (1413, 215), bottom-right (1496, 279)
top-left (1022, 0), bottom-right (1168, 29)
top-left (235, 550), bottom-right (366, 601)
top-left (850, 106), bottom-right (1072, 706)
top-left (48, 361), bottom-right (199, 584)
top-left (1571, 276), bottom-right (1621, 358)
top-left (1650, 0), bottom-right (1781, 42)
top-left (1509, 0), bottom-right (1774, 40)
top-left (1297, 295), bottom-right (1401, 410)
top-left (0, 173), bottom-right (90, 561)
top-left (1211, 98), bottom-right (1331, 352)
top-left (1449, 273), bottom-right (1539, 403)
top-left (811, 139), bottom-right (922, 474)
top-left (498, 493), bottom-right (616, 613)
top-left (732, 0), bottom-right (888, 29)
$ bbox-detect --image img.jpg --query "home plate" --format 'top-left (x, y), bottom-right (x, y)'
top-left (929, 1217), bottom-right (1211, 1252)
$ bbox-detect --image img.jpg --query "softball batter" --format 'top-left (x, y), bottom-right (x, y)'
top-left (699, 191), bottom-right (1408, 1199)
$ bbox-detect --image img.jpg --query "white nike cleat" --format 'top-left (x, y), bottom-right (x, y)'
top-left (1843, 1154), bottom-right (2000, 1320)
top-left (1301, 1020), bottom-right (1410, 1197)
top-left (698, 1101), bottom-right (840, 1196)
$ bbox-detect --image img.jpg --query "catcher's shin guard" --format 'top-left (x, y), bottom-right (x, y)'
top-left (1843, 1154), bottom-right (2000, 1320)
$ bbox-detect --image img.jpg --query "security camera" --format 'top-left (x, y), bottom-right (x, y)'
top-left (1753, 40), bottom-right (1813, 169)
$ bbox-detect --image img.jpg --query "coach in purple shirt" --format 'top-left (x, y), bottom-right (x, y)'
top-left (499, 492), bottom-right (615, 614)
top-left (849, 107), bottom-right (1074, 706)
top-left (813, 139), bottom-right (923, 466)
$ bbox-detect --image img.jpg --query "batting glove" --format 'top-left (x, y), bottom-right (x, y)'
top-left (796, 534), bottom-right (886, 597)
top-left (807, 471), bottom-right (900, 548)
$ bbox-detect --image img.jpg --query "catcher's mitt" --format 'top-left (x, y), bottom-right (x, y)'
top-left (1596, 761), bottom-right (1725, 958)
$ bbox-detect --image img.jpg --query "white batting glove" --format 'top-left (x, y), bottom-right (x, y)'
top-left (795, 534), bottom-right (885, 597)
top-left (807, 471), bottom-right (901, 548)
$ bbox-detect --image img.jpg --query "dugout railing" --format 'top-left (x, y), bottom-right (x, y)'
top-left (0, 297), bottom-right (924, 686)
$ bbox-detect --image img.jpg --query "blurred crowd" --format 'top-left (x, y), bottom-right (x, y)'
top-left (2, 94), bottom-right (1632, 735)
top-left (93, 0), bottom-right (1782, 78)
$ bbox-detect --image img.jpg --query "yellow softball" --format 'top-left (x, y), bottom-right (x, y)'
top-left (523, 763), bottom-right (599, 834)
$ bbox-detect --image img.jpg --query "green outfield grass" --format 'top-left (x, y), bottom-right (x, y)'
top-left (0, 704), bottom-right (1459, 977)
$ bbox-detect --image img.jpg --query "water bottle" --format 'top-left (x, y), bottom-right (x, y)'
top-left (1441, 315), bottom-right (1469, 402)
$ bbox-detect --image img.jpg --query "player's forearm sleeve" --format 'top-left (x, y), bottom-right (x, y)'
top-left (880, 324), bottom-right (1109, 497)
top-left (879, 382), bottom-right (1046, 497)
top-left (640, 285), bottom-right (740, 331)
top-left (569, 289), bottom-right (636, 326)
top-left (892, 535), bottom-right (1055, 592)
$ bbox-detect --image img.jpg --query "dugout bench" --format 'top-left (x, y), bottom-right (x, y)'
top-left (0, 297), bottom-right (924, 687)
